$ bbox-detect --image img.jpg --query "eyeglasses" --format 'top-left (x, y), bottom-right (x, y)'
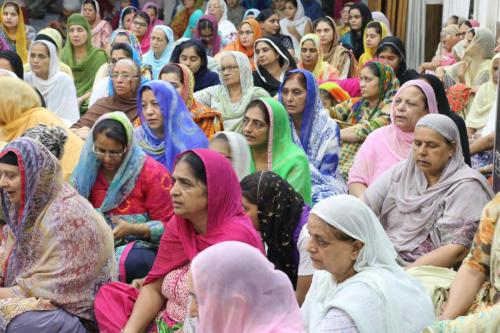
top-left (110, 72), bottom-right (138, 81)
top-left (238, 30), bottom-right (254, 36)
top-left (218, 65), bottom-right (239, 73)
top-left (92, 145), bottom-right (127, 158)
top-left (133, 20), bottom-right (147, 28)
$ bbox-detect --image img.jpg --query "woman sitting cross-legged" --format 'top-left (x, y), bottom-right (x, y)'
top-left (0, 137), bottom-right (115, 333)
top-left (364, 114), bottom-right (494, 268)
top-left (94, 149), bottom-right (264, 333)
top-left (71, 112), bottom-right (174, 283)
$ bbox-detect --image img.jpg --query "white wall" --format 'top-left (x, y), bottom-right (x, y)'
top-left (473, 0), bottom-right (499, 37)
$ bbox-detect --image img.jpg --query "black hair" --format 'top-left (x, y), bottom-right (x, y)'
top-left (34, 34), bottom-right (58, 51)
top-left (245, 99), bottom-right (270, 125)
top-left (122, 6), bottom-right (137, 19)
top-left (82, 0), bottom-right (97, 12)
top-left (211, 132), bottom-right (228, 144)
top-left (110, 42), bottom-right (133, 59)
top-left (0, 50), bottom-right (23, 79)
top-left (240, 171), bottom-right (305, 287)
top-left (159, 63), bottom-right (184, 83)
top-left (0, 151), bottom-right (18, 166)
top-left (366, 21), bottom-right (383, 35)
top-left (240, 172), bottom-right (259, 204)
top-left (256, 8), bottom-right (275, 22)
top-left (363, 61), bottom-right (382, 78)
top-left (284, 0), bottom-right (297, 7)
top-left (255, 40), bottom-right (285, 67)
top-left (3, 2), bottom-right (20, 15)
top-left (284, 71), bottom-right (307, 90)
top-left (448, 15), bottom-right (459, 25)
top-left (134, 11), bottom-right (151, 26)
top-left (198, 18), bottom-right (215, 32)
top-left (144, 4), bottom-right (158, 16)
top-left (178, 152), bottom-right (207, 185)
top-left (313, 16), bottom-right (336, 32)
top-left (459, 20), bottom-right (472, 29)
top-left (348, 2), bottom-right (372, 59)
top-left (170, 40), bottom-right (206, 69)
top-left (93, 119), bottom-right (128, 148)
top-left (319, 89), bottom-right (337, 105)
top-left (376, 43), bottom-right (400, 58)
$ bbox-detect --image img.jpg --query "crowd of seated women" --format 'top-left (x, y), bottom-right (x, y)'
top-left (0, 1), bottom-right (499, 332)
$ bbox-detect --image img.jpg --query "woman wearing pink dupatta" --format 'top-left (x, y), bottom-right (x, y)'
top-left (348, 80), bottom-right (439, 198)
top-left (132, 10), bottom-right (154, 54)
top-left (189, 241), bottom-right (304, 333)
top-left (94, 149), bottom-right (264, 333)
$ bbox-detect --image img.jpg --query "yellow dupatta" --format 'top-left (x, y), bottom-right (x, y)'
top-left (0, 2), bottom-right (27, 63)
top-left (0, 77), bottom-right (83, 180)
top-left (298, 33), bottom-right (339, 81)
top-left (358, 22), bottom-right (388, 68)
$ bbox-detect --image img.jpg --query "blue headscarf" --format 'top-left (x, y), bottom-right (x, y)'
top-left (70, 112), bottom-right (147, 214)
top-left (142, 25), bottom-right (175, 79)
top-left (278, 69), bottom-right (346, 202)
top-left (109, 29), bottom-right (142, 60)
top-left (135, 80), bottom-right (209, 171)
top-left (278, 69), bottom-right (323, 153)
top-left (182, 9), bottom-right (204, 38)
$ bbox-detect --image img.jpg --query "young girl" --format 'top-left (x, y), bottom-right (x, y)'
top-left (279, 0), bottom-right (312, 55)
top-left (358, 21), bottom-right (388, 67)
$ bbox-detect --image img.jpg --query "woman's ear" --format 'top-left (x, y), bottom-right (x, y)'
top-left (350, 240), bottom-right (364, 261)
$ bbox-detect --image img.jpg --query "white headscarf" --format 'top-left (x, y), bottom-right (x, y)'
top-left (24, 40), bottom-right (80, 127)
top-left (213, 131), bottom-right (251, 180)
top-left (216, 51), bottom-right (261, 132)
top-left (205, 0), bottom-right (237, 42)
top-left (279, 0), bottom-right (310, 54)
top-left (372, 11), bottom-right (392, 35)
top-left (301, 195), bottom-right (434, 333)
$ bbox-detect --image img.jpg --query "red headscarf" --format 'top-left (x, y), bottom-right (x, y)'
top-left (145, 149), bottom-right (264, 284)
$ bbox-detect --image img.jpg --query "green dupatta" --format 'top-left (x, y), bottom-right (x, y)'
top-left (249, 97), bottom-right (312, 204)
top-left (61, 14), bottom-right (108, 115)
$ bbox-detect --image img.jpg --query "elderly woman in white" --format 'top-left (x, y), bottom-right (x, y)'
top-left (302, 195), bottom-right (435, 332)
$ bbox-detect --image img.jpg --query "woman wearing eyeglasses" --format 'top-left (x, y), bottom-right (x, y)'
top-left (131, 10), bottom-right (153, 54)
top-left (71, 111), bottom-right (174, 283)
top-left (223, 18), bottom-right (263, 70)
top-left (194, 51), bottom-right (270, 132)
top-left (71, 58), bottom-right (141, 140)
